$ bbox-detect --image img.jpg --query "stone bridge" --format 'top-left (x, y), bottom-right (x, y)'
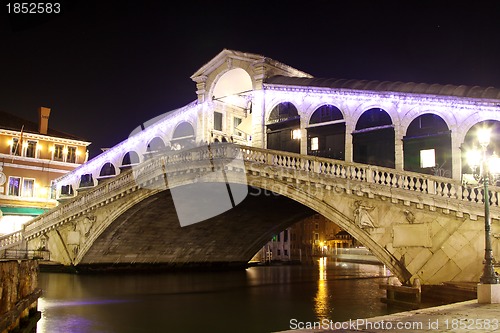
top-left (1, 144), bottom-right (499, 285)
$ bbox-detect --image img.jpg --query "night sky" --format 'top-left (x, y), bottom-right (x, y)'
top-left (1, 1), bottom-right (500, 158)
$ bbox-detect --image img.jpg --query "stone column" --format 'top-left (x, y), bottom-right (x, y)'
top-left (451, 132), bottom-right (463, 182)
top-left (394, 127), bottom-right (404, 171)
top-left (344, 121), bottom-right (354, 163)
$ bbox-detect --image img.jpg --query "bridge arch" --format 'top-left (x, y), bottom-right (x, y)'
top-left (73, 168), bottom-right (410, 283)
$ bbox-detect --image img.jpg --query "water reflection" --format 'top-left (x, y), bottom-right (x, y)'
top-left (314, 257), bottom-right (330, 320)
top-left (37, 263), bottom-right (396, 333)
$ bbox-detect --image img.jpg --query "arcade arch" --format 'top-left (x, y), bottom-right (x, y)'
top-left (353, 108), bottom-right (395, 168)
top-left (307, 104), bottom-right (345, 159)
top-left (403, 113), bottom-right (451, 177)
top-left (266, 102), bottom-right (301, 153)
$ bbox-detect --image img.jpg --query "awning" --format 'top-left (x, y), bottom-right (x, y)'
top-left (236, 114), bottom-right (253, 135)
top-left (0, 206), bottom-right (49, 216)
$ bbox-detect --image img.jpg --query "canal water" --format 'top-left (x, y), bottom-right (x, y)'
top-left (37, 259), bottom-right (402, 333)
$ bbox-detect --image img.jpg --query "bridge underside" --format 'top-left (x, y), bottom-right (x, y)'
top-left (76, 184), bottom-right (315, 271)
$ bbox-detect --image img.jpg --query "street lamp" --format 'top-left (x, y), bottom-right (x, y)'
top-left (466, 128), bottom-right (500, 296)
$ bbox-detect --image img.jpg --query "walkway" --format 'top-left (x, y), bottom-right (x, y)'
top-left (276, 300), bottom-right (500, 332)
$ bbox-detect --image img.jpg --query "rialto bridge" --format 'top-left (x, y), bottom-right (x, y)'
top-left (1, 49), bottom-right (500, 285)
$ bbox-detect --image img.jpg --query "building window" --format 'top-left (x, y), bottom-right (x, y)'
top-left (67, 146), bottom-right (77, 163)
top-left (284, 229), bottom-right (288, 242)
top-left (25, 140), bottom-right (37, 158)
top-left (277, 249), bottom-right (281, 256)
top-left (420, 149), bottom-right (436, 168)
top-left (311, 137), bottom-right (319, 151)
top-left (8, 176), bottom-right (21, 196)
top-left (233, 117), bottom-right (242, 136)
top-left (22, 178), bottom-right (35, 197)
top-left (284, 249), bottom-right (288, 256)
top-left (291, 129), bottom-right (301, 140)
top-left (54, 144), bottom-right (64, 161)
top-left (214, 112), bottom-right (223, 131)
top-left (11, 138), bottom-right (21, 156)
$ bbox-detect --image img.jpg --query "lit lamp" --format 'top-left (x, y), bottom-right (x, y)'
top-left (466, 128), bottom-right (500, 303)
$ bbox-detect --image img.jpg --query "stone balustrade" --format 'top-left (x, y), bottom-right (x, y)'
top-left (0, 144), bottom-right (496, 251)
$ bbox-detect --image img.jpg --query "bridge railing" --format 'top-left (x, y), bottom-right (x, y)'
top-left (0, 230), bottom-right (23, 251)
top-left (237, 145), bottom-right (500, 208)
top-left (1, 143), bottom-right (497, 250)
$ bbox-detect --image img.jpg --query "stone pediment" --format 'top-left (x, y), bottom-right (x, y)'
top-left (190, 49), bottom-right (312, 81)
top-left (190, 49), bottom-right (313, 102)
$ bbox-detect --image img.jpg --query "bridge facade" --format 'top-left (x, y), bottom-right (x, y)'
top-left (1, 49), bottom-right (500, 285)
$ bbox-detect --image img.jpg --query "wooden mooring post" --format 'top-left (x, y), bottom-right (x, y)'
top-left (379, 277), bottom-right (421, 310)
top-left (0, 259), bottom-right (42, 333)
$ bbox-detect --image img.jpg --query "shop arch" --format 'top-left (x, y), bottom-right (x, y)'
top-left (403, 113), bottom-right (451, 177)
top-left (307, 104), bottom-right (345, 159)
top-left (171, 122), bottom-right (195, 149)
top-left (266, 102), bottom-right (300, 153)
top-left (353, 108), bottom-right (394, 168)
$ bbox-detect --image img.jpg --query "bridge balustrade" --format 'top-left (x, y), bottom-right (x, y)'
top-left (0, 144), bottom-right (498, 251)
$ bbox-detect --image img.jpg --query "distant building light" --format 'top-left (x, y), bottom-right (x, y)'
top-left (420, 149), bottom-right (436, 168)
top-left (311, 137), bottom-right (319, 150)
top-left (292, 129), bottom-right (301, 140)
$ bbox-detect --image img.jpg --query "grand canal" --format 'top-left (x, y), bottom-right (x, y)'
top-left (37, 260), bottom-right (403, 333)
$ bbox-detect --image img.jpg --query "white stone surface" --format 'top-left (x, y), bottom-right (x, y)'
top-left (477, 283), bottom-right (500, 303)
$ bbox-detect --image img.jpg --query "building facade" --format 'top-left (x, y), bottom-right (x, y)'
top-left (254, 214), bottom-right (344, 263)
top-left (0, 107), bottom-right (90, 234)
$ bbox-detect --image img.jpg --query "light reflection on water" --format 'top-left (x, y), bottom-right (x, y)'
top-left (37, 261), bottom-right (395, 333)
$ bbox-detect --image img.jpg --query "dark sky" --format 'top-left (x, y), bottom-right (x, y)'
top-left (1, 1), bottom-right (500, 158)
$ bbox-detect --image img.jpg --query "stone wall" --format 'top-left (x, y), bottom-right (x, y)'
top-left (0, 260), bottom-right (41, 333)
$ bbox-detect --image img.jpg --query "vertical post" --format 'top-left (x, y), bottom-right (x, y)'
top-left (480, 153), bottom-right (499, 284)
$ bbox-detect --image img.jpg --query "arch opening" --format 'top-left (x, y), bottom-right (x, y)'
top-left (171, 122), bottom-right (195, 150)
top-left (403, 113), bottom-right (451, 177)
top-left (307, 105), bottom-right (345, 159)
top-left (461, 120), bottom-right (500, 185)
top-left (353, 108), bottom-right (395, 168)
top-left (267, 102), bottom-right (300, 153)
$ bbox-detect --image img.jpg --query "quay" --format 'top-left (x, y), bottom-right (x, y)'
top-left (0, 260), bottom-right (42, 333)
top-left (276, 299), bottom-right (500, 332)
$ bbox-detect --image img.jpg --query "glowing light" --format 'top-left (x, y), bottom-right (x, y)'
top-left (420, 149), bottom-right (436, 168)
top-left (489, 153), bottom-right (500, 176)
top-left (477, 128), bottom-right (491, 147)
top-left (49, 145), bottom-right (55, 153)
top-left (467, 148), bottom-right (481, 170)
top-left (63, 147), bottom-right (68, 155)
top-left (7, 139), bottom-right (13, 146)
top-left (311, 137), bottom-right (319, 150)
top-left (75, 150), bottom-right (81, 156)
top-left (292, 129), bottom-right (301, 140)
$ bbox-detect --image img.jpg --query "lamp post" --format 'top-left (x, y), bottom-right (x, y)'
top-left (467, 128), bottom-right (500, 301)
